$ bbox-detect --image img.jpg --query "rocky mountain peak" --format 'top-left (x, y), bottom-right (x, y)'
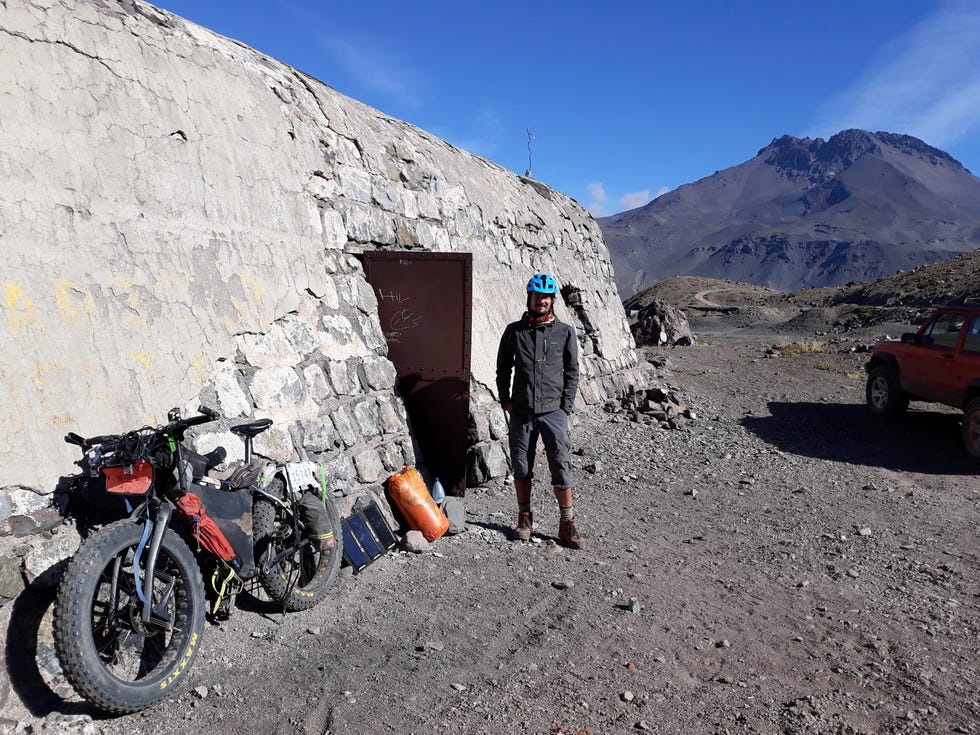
top-left (760, 130), bottom-right (880, 182)
top-left (874, 131), bottom-right (964, 169)
top-left (759, 130), bottom-right (964, 183)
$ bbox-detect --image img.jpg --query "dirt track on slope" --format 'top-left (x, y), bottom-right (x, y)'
top-left (13, 334), bottom-right (978, 735)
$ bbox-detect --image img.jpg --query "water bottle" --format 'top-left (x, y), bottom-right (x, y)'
top-left (431, 477), bottom-right (446, 504)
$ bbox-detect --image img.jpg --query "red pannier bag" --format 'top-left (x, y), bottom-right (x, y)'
top-left (103, 461), bottom-right (154, 495)
top-left (175, 492), bottom-right (238, 564)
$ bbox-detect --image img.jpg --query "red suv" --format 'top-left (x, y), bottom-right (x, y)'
top-left (866, 304), bottom-right (980, 460)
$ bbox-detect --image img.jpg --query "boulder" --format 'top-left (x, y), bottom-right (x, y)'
top-left (632, 300), bottom-right (694, 346)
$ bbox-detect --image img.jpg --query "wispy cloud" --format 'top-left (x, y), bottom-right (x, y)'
top-left (585, 182), bottom-right (608, 216)
top-left (619, 189), bottom-right (650, 210)
top-left (318, 33), bottom-right (424, 109)
top-left (809, 0), bottom-right (980, 147)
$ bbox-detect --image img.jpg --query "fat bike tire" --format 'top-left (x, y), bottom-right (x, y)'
top-left (52, 518), bottom-right (206, 713)
top-left (253, 477), bottom-right (342, 611)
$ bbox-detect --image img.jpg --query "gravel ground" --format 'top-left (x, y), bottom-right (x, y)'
top-left (8, 340), bottom-right (979, 735)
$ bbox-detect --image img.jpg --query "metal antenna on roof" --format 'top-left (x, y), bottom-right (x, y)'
top-left (524, 126), bottom-right (535, 177)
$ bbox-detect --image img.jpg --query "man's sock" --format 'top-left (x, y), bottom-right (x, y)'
top-left (559, 505), bottom-right (574, 521)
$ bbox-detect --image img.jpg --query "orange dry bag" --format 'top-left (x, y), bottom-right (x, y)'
top-left (387, 466), bottom-right (449, 542)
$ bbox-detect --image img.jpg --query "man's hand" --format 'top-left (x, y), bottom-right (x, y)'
top-left (502, 401), bottom-right (512, 418)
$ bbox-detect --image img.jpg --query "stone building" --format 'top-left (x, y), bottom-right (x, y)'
top-left (0, 0), bottom-right (647, 601)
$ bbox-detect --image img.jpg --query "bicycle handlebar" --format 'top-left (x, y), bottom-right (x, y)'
top-left (63, 405), bottom-right (221, 451)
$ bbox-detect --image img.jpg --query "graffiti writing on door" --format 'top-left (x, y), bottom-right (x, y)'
top-left (377, 290), bottom-right (423, 343)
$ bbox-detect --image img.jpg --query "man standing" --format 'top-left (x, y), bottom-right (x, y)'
top-left (495, 273), bottom-right (583, 549)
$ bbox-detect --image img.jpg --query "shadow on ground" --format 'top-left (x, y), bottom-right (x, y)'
top-left (465, 519), bottom-right (512, 539)
top-left (741, 402), bottom-right (975, 474)
top-left (3, 580), bottom-right (100, 720)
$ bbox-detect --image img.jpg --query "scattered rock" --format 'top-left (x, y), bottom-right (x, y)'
top-left (440, 497), bottom-right (466, 535)
top-left (401, 530), bottom-right (428, 554)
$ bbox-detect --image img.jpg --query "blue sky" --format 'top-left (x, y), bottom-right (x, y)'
top-left (151, 1), bottom-right (980, 217)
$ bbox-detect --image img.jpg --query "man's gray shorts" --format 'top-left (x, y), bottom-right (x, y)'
top-left (508, 409), bottom-right (574, 487)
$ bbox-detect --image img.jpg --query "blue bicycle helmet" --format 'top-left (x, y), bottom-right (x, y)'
top-left (526, 273), bottom-right (558, 295)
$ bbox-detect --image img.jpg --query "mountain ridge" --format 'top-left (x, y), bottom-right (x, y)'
top-left (600, 130), bottom-right (980, 298)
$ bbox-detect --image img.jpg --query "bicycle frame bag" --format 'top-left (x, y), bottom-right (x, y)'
top-left (187, 482), bottom-right (256, 575)
top-left (175, 491), bottom-right (241, 570)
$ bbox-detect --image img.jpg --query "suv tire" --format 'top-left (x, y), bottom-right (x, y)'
top-left (963, 398), bottom-right (980, 461)
top-left (866, 365), bottom-right (909, 418)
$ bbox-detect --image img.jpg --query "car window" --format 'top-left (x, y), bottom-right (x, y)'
top-left (964, 315), bottom-right (980, 354)
top-left (922, 313), bottom-right (965, 349)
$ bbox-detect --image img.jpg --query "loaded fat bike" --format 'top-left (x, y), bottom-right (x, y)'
top-left (54, 406), bottom-right (342, 713)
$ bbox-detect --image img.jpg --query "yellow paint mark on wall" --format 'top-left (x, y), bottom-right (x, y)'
top-left (130, 352), bottom-right (153, 370)
top-left (41, 410), bottom-right (74, 424)
top-left (35, 360), bottom-right (68, 387)
top-left (122, 313), bottom-right (148, 330)
top-left (4, 282), bottom-right (43, 335)
top-left (5, 282), bottom-right (30, 309)
top-left (240, 274), bottom-right (263, 303)
top-left (54, 279), bottom-right (95, 323)
top-left (230, 296), bottom-right (245, 318)
top-left (192, 353), bottom-right (206, 385)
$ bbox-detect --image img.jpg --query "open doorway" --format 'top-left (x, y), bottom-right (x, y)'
top-left (361, 252), bottom-right (472, 496)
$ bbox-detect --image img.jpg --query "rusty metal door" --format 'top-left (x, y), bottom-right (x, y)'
top-left (361, 252), bottom-right (472, 496)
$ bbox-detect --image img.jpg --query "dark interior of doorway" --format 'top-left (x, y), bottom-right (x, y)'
top-left (360, 252), bottom-right (472, 497)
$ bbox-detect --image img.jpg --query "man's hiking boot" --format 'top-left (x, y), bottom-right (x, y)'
top-left (558, 518), bottom-right (584, 550)
top-left (513, 511), bottom-right (533, 541)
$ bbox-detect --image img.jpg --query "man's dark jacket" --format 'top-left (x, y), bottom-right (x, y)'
top-left (496, 315), bottom-right (579, 415)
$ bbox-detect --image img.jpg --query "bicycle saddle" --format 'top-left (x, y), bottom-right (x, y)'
top-left (230, 418), bottom-right (273, 438)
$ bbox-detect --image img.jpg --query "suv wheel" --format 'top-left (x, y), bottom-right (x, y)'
top-left (866, 365), bottom-right (909, 418)
top-left (963, 399), bottom-right (980, 461)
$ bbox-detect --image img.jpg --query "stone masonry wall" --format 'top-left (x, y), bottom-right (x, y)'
top-left (0, 0), bottom-right (648, 602)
